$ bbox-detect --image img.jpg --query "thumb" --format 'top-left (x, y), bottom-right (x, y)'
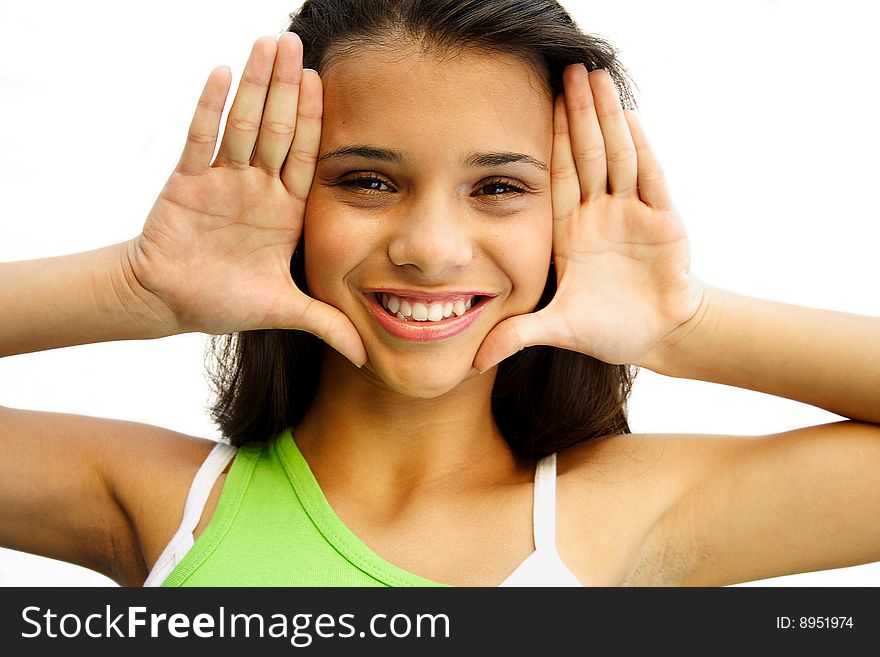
top-left (473, 310), bottom-right (556, 374)
top-left (279, 295), bottom-right (367, 368)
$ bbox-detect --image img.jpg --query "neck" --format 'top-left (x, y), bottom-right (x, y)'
top-left (294, 348), bottom-right (528, 499)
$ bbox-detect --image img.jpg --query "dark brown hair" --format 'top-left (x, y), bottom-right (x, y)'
top-left (208, 0), bottom-right (638, 458)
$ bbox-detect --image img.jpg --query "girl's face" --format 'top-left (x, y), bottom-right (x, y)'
top-left (305, 44), bottom-right (553, 397)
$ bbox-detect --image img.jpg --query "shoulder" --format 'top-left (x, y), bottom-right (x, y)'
top-left (556, 431), bottom-right (701, 509)
top-left (553, 431), bottom-right (752, 586)
top-left (557, 434), bottom-right (700, 586)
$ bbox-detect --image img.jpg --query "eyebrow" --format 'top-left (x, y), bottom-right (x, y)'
top-left (464, 152), bottom-right (548, 172)
top-left (318, 146), bottom-right (404, 164)
top-left (318, 145), bottom-right (548, 171)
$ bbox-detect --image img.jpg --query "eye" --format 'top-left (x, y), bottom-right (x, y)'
top-left (473, 178), bottom-right (529, 198)
top-left (336, 173), bottom-right (396, 194)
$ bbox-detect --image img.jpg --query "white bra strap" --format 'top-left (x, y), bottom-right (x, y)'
top-left (532, 452), bottom-right (558, 553)
top-left (173, 441), bottom-right (238, 536)
top-left (142, 441), bottom-right (237, 586)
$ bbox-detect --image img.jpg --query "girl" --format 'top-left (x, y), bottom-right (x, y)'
top-left (1, 0), bottom-right (878, 587)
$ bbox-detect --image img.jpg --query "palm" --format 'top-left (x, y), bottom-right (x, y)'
top-left (137, 167), bottom-right (303, 335)
top-left (474, 66), bottom-right (703, 372)
top-left (548, 195), bottom-right (696, 365)
top-left (127, 34), bottom-right (365, 366)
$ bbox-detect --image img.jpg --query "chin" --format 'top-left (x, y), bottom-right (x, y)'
top-left (364, 355), bottom-right (478, 400)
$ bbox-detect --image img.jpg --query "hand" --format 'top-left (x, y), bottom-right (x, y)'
top-left (474, 64), bottom-right (704, 372)
top-left (126, 34), bottom-right (366, 366)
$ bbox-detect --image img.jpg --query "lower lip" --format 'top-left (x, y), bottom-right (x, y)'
top-left (364, 294), bottom-right (490, 342)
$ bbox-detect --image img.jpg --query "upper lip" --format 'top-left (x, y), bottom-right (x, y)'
top-left (364, 288), bottom-right (496, 301)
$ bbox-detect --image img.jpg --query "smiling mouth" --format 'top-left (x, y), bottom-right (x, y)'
top-left (373, 292), bottom-right (486, 322)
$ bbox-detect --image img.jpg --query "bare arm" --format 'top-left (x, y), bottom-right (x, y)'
top-left (642, 285), bottom-right (880, 425)
top-left (0, 405), bottom-right (214, 585)
top-left (636, 421), bottom-right (880, 586)
top-left (0, 241), bottom-right (177, 358)
top-left (632, 283), bottom-right (880, 584)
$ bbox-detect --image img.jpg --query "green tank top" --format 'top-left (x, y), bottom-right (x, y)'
top-left (160, 428), bottom-right (448, 587)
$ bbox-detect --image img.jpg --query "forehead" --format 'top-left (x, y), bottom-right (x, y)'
top-left (318, 45), bottom-right (553, 161)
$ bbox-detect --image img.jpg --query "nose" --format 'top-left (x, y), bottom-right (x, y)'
top-left (387, 196), bottom-right (474, 279)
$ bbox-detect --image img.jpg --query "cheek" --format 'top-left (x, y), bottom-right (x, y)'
top-left (502, 211), bottom-right (553, 307)
top-left (302, 199), bottom-right (360, 301)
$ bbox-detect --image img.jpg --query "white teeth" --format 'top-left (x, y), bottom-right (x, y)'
top-left (378, 293), bottom-right (480, 322)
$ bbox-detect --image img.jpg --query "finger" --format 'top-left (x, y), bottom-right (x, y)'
top-left (213, 36), bottom-right (277, 169)
top-left (285, 296), bottom-right (367, 367)
top-left (624, 110), bottom-right (674, 211)
top-left (280, 69), bottom-right (323, 203)
top-left (562, 64), bottom-right (606, 200)
top-left (551, 94), bottom-right (581, 223)
top-left (175, 66), bottom-right (231, 176)
top-left (251, 32), bottom-right (304, 176)
top-left (473, 310), bottom-right (562, 374)
top-left (589, 69), bottom-right (638, 197)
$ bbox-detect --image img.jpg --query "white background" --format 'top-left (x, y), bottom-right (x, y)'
top-left (1, 0), bottom-right (878, 586)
